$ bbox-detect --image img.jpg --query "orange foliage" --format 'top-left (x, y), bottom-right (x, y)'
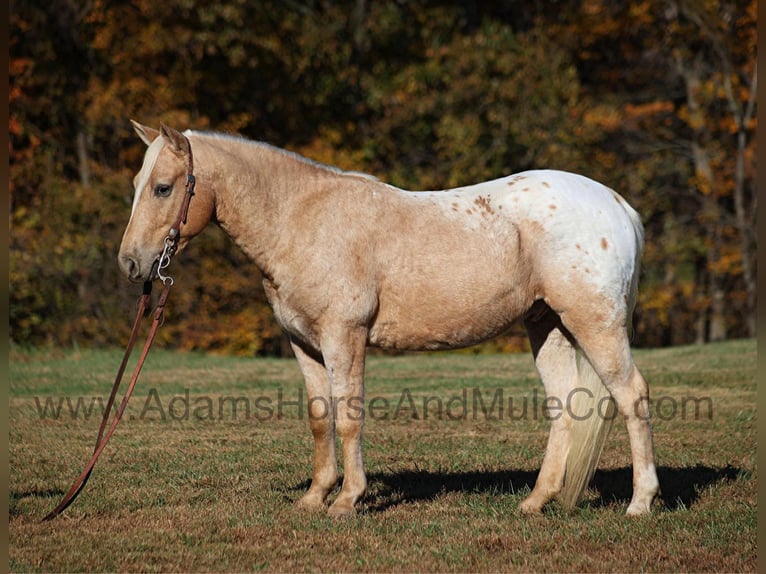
top-left (9, 0), bottom-right (758, 351)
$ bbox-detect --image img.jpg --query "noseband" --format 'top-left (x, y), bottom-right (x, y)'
top-left (43, 135), bottom-right (196, 521)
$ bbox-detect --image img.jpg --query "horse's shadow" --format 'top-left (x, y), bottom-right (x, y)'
top-left (291, 464), bottom-right (741, 513)
top-left (590, 464), bottom-right (741, 510)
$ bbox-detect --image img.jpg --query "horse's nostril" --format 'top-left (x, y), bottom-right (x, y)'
top-left (119, 255), bottom-right (140, 281)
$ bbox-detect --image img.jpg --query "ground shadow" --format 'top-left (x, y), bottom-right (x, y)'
top-left (591, 464), bottom-right (742, 510)
top-left (364, 468), bottom-right (539, 512)
top-left (9, 487), bottom-right (66, 518)
top-left (290, 464), bottom-right (741, 513)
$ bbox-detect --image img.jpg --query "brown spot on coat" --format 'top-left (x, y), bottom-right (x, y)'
top-left (474, 195), bottom-right (495, 216)
top-left (549, 204), bottom-right (557, 210)
top-left (601, 237), bottom-right (609, 250)
top-left (542, 181), bottom-right (551, 188)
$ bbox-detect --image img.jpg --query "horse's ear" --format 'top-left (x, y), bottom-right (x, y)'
top-left (159, 123), bottom-right (189, 156)
top-left (131, 120), bottom-right (160, 146)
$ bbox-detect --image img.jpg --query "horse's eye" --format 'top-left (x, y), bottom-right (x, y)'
top-left (154, 184), bottom-right (172, 198)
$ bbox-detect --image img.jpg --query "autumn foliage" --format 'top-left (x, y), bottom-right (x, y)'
top-left (10, 0), bottom-right (757, 354)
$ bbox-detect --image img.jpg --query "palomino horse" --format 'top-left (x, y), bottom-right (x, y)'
top-left (119, 122), bottom-right (659, 516)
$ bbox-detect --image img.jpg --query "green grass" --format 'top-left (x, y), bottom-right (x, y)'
top-left (9, 339), bottom-right (756, 572)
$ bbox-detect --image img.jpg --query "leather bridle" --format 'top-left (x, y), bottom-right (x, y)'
top-left (43, 135), bottom-right (196, 521)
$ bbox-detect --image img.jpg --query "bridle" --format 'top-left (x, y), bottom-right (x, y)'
top-left (43, 135), bottom-right (196, 521)
top-left (156, 138), bottom-right (196, 285)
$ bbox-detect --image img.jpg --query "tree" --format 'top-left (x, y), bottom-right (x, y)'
top-left (669, 0), bottom-right (757, 339)
top-left (10, 0), bottom-right (757, 352)
top-left (555, 0), bottom-right (757, 344)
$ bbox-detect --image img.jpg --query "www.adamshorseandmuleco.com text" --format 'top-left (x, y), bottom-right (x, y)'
top-left (32, 387), bottom-right (713, 424)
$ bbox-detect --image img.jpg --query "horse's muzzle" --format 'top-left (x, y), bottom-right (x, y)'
top-left (119, 254), bottom-right (149, 283)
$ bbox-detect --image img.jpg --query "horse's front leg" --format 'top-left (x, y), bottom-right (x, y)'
top-left (291, 341), bottom-right (339, 510)
top-left (321, 325), bottom-right (368, 517)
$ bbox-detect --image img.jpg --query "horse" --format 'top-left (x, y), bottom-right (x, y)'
top-left (119, 121), bottom-right (659, 517)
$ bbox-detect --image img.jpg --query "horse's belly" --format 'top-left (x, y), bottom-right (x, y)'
top-left (368, 288), bottom-right (528, 351)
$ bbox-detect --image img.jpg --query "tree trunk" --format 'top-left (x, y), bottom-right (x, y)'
top-left (708, 273), bottom-right (727, 342)
top-left (76, 130), bottom-right (91, 189)
top-left (680, 60), bottom-right (727, 343)
top-left (693, 255), bottom-right (707, 344)
top-left (731, 65), bottom-right (757, 338)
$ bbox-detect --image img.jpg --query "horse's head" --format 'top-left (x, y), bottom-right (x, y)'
top-left (118, 121), bottom-right (210, 283)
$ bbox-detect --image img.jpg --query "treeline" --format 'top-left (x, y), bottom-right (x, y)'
top-left (10, 0), bottom-right (757, 355)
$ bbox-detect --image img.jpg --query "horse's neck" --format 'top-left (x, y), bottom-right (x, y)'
top-left (197, 135), bottom-right (331, 274)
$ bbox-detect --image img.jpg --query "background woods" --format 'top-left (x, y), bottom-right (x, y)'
top-left (10, 0), bottom-right (757, 355)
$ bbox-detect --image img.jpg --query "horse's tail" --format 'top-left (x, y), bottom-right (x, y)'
top-left (560, 352), bottom-right (616, 510)
top-left (560, 193), bottom-right (644, 510)
top-left (624, 199), bottom-right (645, 339)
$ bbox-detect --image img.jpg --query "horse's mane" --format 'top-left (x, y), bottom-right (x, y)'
top-left (185, 130), bottom-right (379, 182)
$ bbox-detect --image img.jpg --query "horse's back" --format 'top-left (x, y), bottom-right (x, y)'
top-left (409, 168), bottom-right (643, 289)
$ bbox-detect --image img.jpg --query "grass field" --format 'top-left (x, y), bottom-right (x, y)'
top-left (9, 339), bottom-right (756, 572)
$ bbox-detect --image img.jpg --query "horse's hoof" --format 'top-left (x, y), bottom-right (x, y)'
top-left (295, 495), bottom-right (326, 512)
top-left (518, 497), bottom-right (543, 515)
top-left (327, 500), bottom-right (357, 518)
top-left (626, 501), bottom-right (652, 516)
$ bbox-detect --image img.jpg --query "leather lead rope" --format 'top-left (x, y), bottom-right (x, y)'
top-left (42, 283), bottom-right (168, 521)
top-left (43, 134), bottom-right (195, 521)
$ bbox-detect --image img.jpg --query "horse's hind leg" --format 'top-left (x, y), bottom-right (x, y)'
top-left (561, 309), bottom-right (659, 515)
top-left (292, 341), bottom-right (339, 510)
top-left (519, 304), bottom-right (577, 514)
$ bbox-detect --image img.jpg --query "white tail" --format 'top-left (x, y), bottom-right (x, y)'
top-left (560, 351), bottom-right (615, 510)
